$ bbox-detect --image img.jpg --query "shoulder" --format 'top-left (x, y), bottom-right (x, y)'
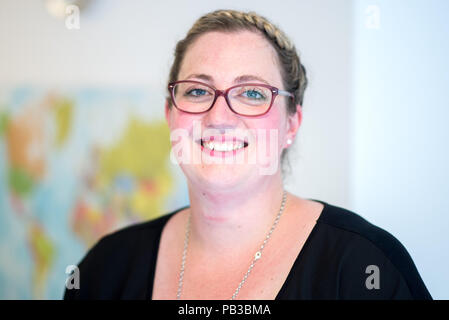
top-left (63, 206), bottom-right (187, 299)
top-left (307, 200), bottom-right (432, 299)
top-left (316, 200), bottom-right (407, 257)
top-left (97, 211), bottom-right (176, 248)
top-left (315, 200), bottom-right (416, 270)
top-left (82, 210), bottom-right (176, 261)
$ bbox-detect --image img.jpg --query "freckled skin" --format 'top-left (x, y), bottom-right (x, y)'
top-left (165, 30), bottom-right (301, 196)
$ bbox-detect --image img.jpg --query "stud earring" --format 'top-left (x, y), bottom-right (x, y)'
top-left (287, 139), bottom-right (292, 145)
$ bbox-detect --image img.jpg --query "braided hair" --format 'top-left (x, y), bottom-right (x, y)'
top-left (167, 9), bottom-right (308, 114)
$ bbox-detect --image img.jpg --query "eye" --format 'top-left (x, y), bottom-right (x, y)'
top-left (240, 88), bottom-right (267, 100)
top-left (185, 88), bottom-right (209, 97)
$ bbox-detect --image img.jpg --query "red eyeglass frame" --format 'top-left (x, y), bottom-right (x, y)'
top-left (168, 80), bottom-right (295, 117)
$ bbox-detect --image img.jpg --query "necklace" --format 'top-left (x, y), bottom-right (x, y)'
top-left (176, 189), bottom-right (288, 300)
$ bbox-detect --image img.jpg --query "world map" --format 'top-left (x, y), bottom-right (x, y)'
top-left (0, 87), bottom-right (188, 299)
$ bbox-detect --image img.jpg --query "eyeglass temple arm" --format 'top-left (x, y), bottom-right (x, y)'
top-left (278, 89), bottom-right (295, 99)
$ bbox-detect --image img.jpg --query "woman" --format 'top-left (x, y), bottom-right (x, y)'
top-left (64, 9), bottom-right (431, 300)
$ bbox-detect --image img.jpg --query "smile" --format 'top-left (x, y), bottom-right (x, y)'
top-left (196, 136), bottom-right (249, 157)
top-left (201, 140), bottom-right (247, 151)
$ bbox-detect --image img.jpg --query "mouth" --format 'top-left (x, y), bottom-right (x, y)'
top-left (196, 137), bottom-right (249, 153)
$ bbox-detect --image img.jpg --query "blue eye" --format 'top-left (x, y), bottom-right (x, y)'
top-left (242, 89), bottom-right (266, 100)
top-left (186, 88), bottom-right (207, 96)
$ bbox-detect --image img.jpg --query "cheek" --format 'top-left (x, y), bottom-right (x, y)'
top-left (246, 111), bottom-right (285, 174)
top-left (250, 106), bottom-right (287, 148)
top-left (167, 112), bottom-right (199, 163)
top-left (168, 112), bottom-right (203, 142)
top-left (169, 112), bottom-right (194, 131)
top-left (249, 108), bottom-right (281, 130)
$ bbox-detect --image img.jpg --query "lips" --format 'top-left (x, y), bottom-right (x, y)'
top-left (202, 136), bottom-right (247, 143)
top-left (195, 136), bottom-right (249, 153)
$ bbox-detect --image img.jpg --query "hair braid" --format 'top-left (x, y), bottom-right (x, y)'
top-left (210, 10), bottom-right (294, 51)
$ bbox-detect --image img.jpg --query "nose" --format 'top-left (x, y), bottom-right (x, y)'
top-left (204, 90), bottom-right (238, 124)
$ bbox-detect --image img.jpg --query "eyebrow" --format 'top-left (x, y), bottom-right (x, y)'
top-left (185, 73), bottom-right (270, 86)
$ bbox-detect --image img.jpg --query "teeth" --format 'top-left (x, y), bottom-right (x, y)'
top-left (202, 140), bottom-right (245, 152)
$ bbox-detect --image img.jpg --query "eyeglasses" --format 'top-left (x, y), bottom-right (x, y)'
top-left (168, 80), bottom-right (294, 117)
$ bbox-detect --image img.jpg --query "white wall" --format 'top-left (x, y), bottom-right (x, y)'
top-left (351, 0), bottom-right (449, 299)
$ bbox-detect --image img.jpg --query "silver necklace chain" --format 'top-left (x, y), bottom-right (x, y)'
top-left (176, 189), bottom-right (287, 300)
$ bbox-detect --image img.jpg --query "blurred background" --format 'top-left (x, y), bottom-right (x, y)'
top-left (0, 0), bottom-right (447, 299)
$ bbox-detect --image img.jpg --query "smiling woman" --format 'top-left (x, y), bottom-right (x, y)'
top-left (63, 9), bottom-right (432, 300)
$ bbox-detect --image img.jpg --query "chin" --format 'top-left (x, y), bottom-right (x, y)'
top-left (182, 162), bottom-right (255, 190)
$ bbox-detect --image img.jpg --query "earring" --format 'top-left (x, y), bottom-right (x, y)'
top-left (287, 139), bottom-right (292, 145)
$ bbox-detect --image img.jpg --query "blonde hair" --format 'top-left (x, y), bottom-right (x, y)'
top-left (166, 9), bottom-right (308, 114)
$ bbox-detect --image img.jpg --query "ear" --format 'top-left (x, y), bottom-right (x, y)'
top-left (165, 99), bottom-right (171, 128)
top-left (285, 104), bottom-right (302, 148)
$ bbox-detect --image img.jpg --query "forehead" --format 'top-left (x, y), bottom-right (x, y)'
top-left (178, 30), bottom-right (283, 86)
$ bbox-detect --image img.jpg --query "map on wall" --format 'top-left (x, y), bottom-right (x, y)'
top-left (0, 87), bottom-right (188, 299)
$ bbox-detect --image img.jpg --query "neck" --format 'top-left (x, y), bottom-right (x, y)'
top-left (186, 173), bottom-right (287, 256)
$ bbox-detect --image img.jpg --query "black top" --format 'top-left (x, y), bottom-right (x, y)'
top-left (63, 200), bottom-right (432, 300)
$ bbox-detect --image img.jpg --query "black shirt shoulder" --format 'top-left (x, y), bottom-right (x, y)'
top-left (63, 208), bottom-right (182, 300)
top-left (277, 200), bottom-right (432, 300)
